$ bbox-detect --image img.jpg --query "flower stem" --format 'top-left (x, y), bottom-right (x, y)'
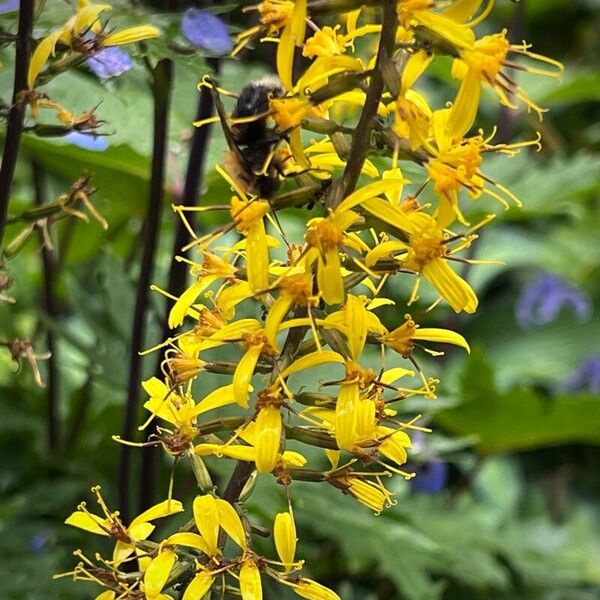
top-left (327, 0), bottom-right (398, 208)
top-left (118, 58), bottom-right (173, 522)
top-left (31, 161), bottom-right (60, 452)
top-left (138, 58), bottom-right (221, 512)
top-left (0, 0), bottom-right (35, 251)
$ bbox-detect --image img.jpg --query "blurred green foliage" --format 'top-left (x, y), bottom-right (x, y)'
top-left (1, 1), bottom-right (600, 599)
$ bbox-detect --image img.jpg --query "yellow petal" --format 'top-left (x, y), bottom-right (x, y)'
top-left (193, 495), bottom-right (220, 557)
top-left (74, 3), bottom-right (111, 33)
top-left (344, 295), bottom-right (367, 360)
top-left (443, 0), bottom-right (485, 22)
top-left (264, 295), bottom-right (293, 348)
top-left (113, 540), bottom-right (136, 566)
top-left (360, 197), bottom-right (416, 235)
top-left (318, 249), bottom-right (344, 306)
top-left (276, 0), bottom-right (306, 90)
top-left (233, 344), bottom-right (263, 408)
top-left (279, 350), bottom-right (344, 379)
top-left (422, 258), bottom-right (478, 313)
top-left (64, 511), bottom-right (109, 536)
top-left (28, 30), bottom-right (62, 88)
top-left (246, 220), bottom-right (269, 293)
top-left (254, 406), bottom-right (282, 473)
top-left (412, 328), bottom-right (470, 352)
top-left (281, 450), bottom-right (307, 467)
top-left (380, 367), bottom-right (415, 384)
top-left (325, 449), bottom-right (340, 469)
top-left (128, 521), bottom-right (155, 542)
top-left (104, 25), bottom-right (160, 46)
top-left (447, 73), bottom-right (481, 139)
top-left (336, 179), bottom-right (405, 214)
top-left (335, 382), bottom-right (358, 451)
top-left (378, 428), bottom-right (411, 466)
top-left (182, 572), bottom-right (215, 600)
top-left (240, 561), bottom-right (262, 600)
top-left (291, 578), bottom-right (341, 600)
top-left (95, 592), bottom-right (116, 600)
top-left (274, 511), bottom-right (297, 572)
top-left (193, 384), bottom-right (237, 416)
top-left (144, 550), bottom-right (176, 598)
top-left (168, 279), bottom-right (214, 329)
top-left (130, 499), bottom-right (184, 528)
top-left (165, 532), bottom-right (210, 555)
top-left (216, 499), bottom-right (247, 550)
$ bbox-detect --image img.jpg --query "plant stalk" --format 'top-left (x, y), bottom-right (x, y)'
top-left (0, 0), bottom-right (35, 250)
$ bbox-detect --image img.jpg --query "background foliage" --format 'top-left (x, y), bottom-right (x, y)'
top-left (1, 1), bottom-right (599, 598)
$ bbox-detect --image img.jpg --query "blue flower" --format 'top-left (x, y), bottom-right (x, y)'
top-left (565, 355), bottom-right (600, 394)
top-left (0, 0), bottom-right (19, 15)
top-left (515, 274), bottom-right (591, 328)
top-left (180, 8), bottom-right (232, 55)
top-left (411, 461), bottom-right (449, 495)
top-left (65, 131), bottom-right (109, 152)
top-left (87, 47), bottom-right (133, 80)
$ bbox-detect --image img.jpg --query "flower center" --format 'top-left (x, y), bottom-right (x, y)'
top-left (305, 219), bottom-right (344, 252)
top-left (463, 32), bottom-right (509, 78)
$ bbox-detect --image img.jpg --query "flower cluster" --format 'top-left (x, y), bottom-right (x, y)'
top-left (63, 1), bottom-right (561, 598)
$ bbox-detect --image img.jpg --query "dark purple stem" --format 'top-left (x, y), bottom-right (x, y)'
top-left (32, 162), bottom-right (60, 452)
top-left (118, 58), bottom-right (173, 521)
top-left (137, 58), bottom-right (221, 512)
top-left (0, 0), bottom-right (35, 250)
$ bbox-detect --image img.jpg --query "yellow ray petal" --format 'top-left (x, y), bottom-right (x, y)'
top-left (254, 405), bottom-right (282, 473)
top-left (193, 495), bottom-right (220, 557)
top-left (143, 550), bottom-right (176, 599)
top-left (216, 499), bottom-right (247, 550)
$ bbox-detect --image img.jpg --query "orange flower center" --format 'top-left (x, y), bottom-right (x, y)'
top-left (230, 196), bottom-right (270, 232)
top-left (305, 219), bottom-right (344, 252)
top-left (462, 32), bottom-right (509, 79)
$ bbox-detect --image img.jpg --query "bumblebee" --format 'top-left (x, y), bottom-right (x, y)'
top-left (211, 76), bottom-right (289, 198)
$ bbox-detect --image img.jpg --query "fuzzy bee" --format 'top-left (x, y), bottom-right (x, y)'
top-left (210, 76), bottom-right (290, 198)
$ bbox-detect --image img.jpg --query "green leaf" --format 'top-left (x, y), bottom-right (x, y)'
top-left (436, 347), bottom-right (600, 452)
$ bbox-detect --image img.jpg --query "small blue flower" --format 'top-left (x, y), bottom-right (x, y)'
top-left (180, 8), bottom-right (233, 55)
top-left (65, 131), bottom-right (109, 152)
top-left (29, 532), bottom-right (51, 553)
top-left (565, 355), bottom-right (600, 394)
top-left (0, 0), bottom-right (19, 15)
top-left (515, 274), bottom-right (591, 328)
top-left (87, 47), bottom-right (133, 80)
top-left (411, 461), bottom-right (449, 495)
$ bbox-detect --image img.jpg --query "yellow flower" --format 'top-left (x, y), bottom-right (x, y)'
top-left (167, 249), bottom-right (237, 328)
top-left (233, 1), bottom-right (295, 57)
top-left (424, 109), bottom-right (535, 226)
top-left (65, 486), bottom-right (183, 565)
top-left (396, 0), bottom-right (485, 50)
top-left (448, 30), bottom-right (563, 138)
top-left (302, 26), bottom-right (346, 58)
top-left (28, 0), bottom-right (159, 88)
top-left (401, 212), bottom-right (478, 313)
top-left (380, 314), bottom-right (470, 357)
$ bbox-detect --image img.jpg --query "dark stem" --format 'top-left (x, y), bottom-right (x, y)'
top-left (32, 162), bottom-right (60, 452)
top-left (118, 58), bottom-right (173, 521)
top-left (0, 0), bottom-right (35, 250)
top-left (327, 0), bottom-right (398, 208)
top-left (138, 58), bottom-right (221, 512)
